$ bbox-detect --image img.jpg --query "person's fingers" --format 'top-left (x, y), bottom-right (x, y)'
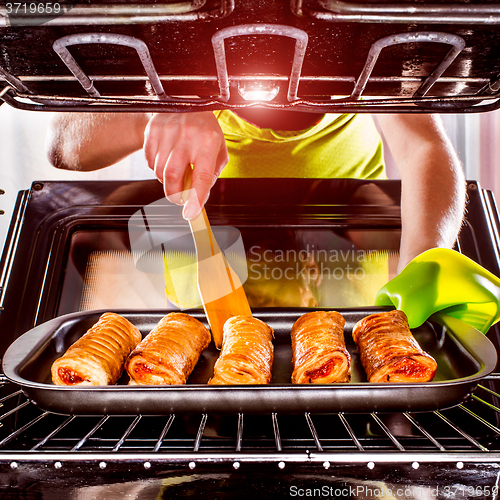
top-left (144, 116), bottom-right (179, 188)
top-left (143, 137), bottom-right (159, 176)
top-left (183, 148), bottom-right (220, 220)
top-left (182, 189), bottom-right (203, 221)
top-left (162, 149), bottom-right (192, 205)
top-left (183, 131), bottom-right (228, 220)
top-left (143, 111), bottom-right (228, 219)
top-left (150, 148), bottom-right (171, 184)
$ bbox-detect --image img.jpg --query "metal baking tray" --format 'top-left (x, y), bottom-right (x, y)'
top-left (2, 307), bottom-right (497, 415)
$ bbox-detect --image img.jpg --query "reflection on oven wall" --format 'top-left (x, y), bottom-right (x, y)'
top-left (1, 105), bottom-right (499, 250)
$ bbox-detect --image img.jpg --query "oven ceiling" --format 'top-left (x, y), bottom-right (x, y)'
top-left (1, 0), bottom-right (500, 113)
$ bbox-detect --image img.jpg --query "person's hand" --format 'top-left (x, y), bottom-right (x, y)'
top-left (144, 111), bottom-right (229, 220)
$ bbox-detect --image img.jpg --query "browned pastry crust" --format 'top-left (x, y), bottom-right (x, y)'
top-left (291, 311), bottom-right (351, 384)
top-left (352, 310), bottom-right (438, 383)
top-left (51, 312), bottom-right (142, 386)
top-left (209, 316), bottom-right (274, 385)
top-left (125, 313), bottom-right (211, 385)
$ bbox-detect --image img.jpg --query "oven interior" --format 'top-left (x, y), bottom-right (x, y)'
top-left (3, 0), bottom-right (500, 496)
top-left (1, 178), bottom-right (500, 497)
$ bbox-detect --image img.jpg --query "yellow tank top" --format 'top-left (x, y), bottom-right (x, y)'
top-left (216, 110), bottom-right (386, 179)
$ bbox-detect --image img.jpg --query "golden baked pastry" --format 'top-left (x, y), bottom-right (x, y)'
top-left (291, 311), bottom-right (351, 384)
top-left (51, 312), bottom-right (142, 386)
top-left (209, 316), bottom-right (274, 385)
top-left (352, 309), bottom-right (438, 383)
top-left (125, 312), bottom-right (211, 385)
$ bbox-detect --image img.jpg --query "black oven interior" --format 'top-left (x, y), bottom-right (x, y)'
top-left (1, 178), bottom-right (500, 497)
top-left (0, 178), bottom-right (407, 339)
top-left (3, 0), bottom-right (500, 496)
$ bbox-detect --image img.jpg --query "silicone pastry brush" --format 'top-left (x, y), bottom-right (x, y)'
top-left (182, 168), bottom-right (252, 348)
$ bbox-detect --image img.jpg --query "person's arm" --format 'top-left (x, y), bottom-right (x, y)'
top-left (46, 112), bottom-right (150, 171)
top-left (376, 114), bottom-right (466, 272)
top-left (46, 111), bottom-right (228, 220)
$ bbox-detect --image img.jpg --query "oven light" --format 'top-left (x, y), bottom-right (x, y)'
top-left (237, 81), bottom-right (279, 101)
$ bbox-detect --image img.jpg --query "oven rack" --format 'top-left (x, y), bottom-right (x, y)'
top-left (2, 21), bottom-right (500, 113)
top-left (1, 377), bottom-right (500, 463)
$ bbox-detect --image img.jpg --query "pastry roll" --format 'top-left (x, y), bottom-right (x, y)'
top-left (126, 313), bottom-right (210, 385)
top-left (51, 312), bottom-right (141, 386)
top-left (352, 309), bottom-right (437, 383)
top-left (291, 311), bottom-right (351, 384)
top-left (209, 316), bottom-right (274, 385)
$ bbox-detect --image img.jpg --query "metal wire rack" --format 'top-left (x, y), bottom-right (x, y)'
top-left (1, 375), bottom-right (500, 464)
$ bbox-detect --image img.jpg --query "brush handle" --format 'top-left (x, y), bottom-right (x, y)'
top-left (188, 205), bottom-right (248, 299)
top-left (182, 167), bottom-right (222, 259)
top-left (189, 209), bottom-right (222, 260)
top-left (182, 168), bottom-right (251, 348)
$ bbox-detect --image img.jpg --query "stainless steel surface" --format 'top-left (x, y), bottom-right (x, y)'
top-left (0, 190), bottom-right (28, 313)
top-left (2, 375), bottom-right (500, 462)
top-left (351, 32), bottom-right (466, 101)
top-left (0, 66), bottom-right (29, 94)
top-left (3, 308), bottom-right (497, 415)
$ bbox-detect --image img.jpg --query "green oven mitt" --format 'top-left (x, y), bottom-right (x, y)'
top-left (375, 248), bottom-right (500, 334)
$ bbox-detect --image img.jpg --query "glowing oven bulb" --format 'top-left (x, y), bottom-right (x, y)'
top-left (238, 81), bottom-right (280, 101)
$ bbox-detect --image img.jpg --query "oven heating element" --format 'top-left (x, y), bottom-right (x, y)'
top-left (0, 27), bottom-right (496, 113)
top-left (2, 1), bottom-right (500, 113)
